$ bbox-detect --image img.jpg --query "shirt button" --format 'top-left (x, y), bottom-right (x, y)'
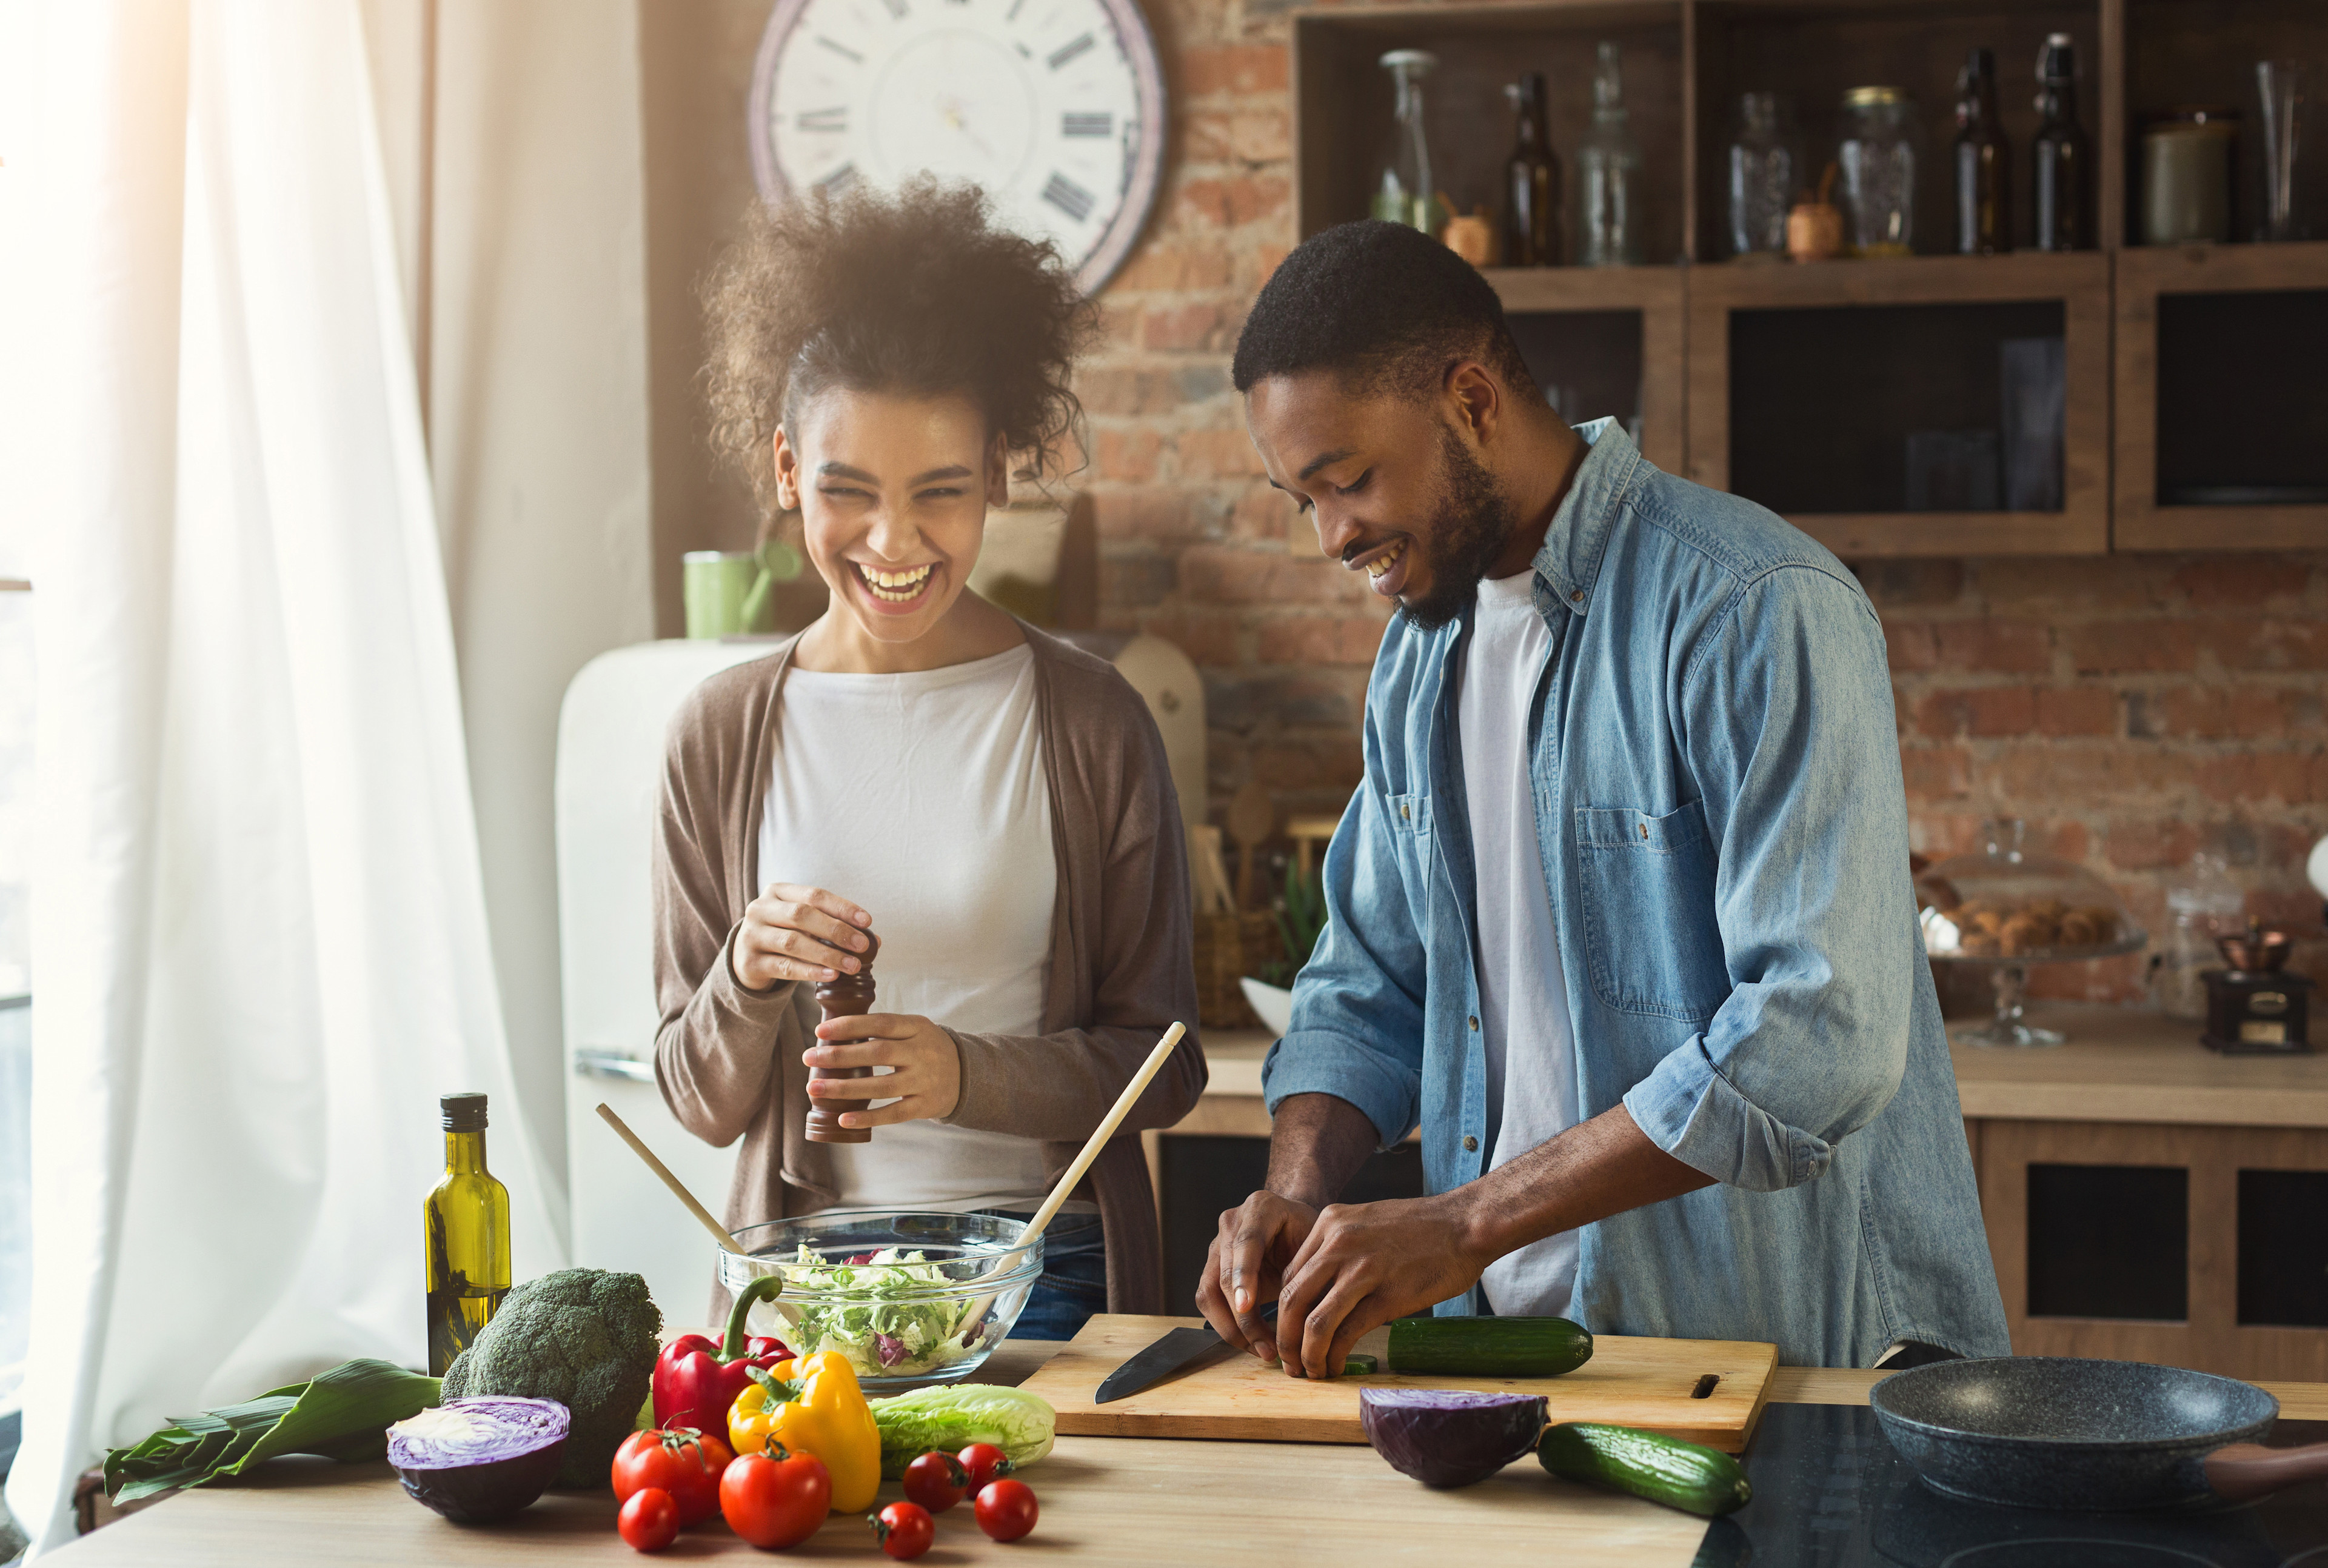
top-left (1463, 1135), bottom-right (1479, 1152)
top-left (1400, 802), bottom-right (1411, 820)
top-left (1468, 1016), bottom-right (1479, 1030)
top-left (1570, 590), bottom-right (1583, 602)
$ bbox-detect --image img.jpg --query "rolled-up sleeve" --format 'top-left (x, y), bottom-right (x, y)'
top-left (1624, 567), bottom-right (1915, 1191)
top-left (1263, 768), bottom-right (1428, 1150)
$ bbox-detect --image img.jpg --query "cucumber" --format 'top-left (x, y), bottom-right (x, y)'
top-left (1536, 1421), bottom-right (1752, 1518)
top-left (1342, 1353), bottom-right (1379, 1376)
top-left (1385, 1316), bottom-right (1593, 1378)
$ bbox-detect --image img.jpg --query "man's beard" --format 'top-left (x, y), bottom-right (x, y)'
top-left (1394, 423), bottom-right (1520, 632)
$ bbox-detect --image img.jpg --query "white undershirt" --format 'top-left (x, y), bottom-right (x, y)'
top-left (757, 644), bottom-right (1058, 1213)
top-left (1457, 571), bottom-right (1581, 1316)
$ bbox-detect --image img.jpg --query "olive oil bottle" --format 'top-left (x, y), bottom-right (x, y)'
top-left (424, 1091), bottom-right (510, 1375)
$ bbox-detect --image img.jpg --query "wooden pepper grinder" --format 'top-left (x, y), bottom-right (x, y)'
top-left (806, 930), bottom-right (880, 1144)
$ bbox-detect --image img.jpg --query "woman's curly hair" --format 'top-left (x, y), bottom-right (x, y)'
top-left (702, 178), bottom-right (1099, 518)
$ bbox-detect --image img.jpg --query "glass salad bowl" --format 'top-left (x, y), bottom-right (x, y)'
top-left (717, 1212), bottom-right (1045, 1390)
top-left (1915, 819), bottom-right (2147, 1048)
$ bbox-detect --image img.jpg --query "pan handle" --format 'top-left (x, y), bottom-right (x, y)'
top-left (2203, 1441), bottom-right (2328, 1503)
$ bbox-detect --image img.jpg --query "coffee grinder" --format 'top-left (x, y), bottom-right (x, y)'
top-left (2200, 919), bottom-right (2312, 1055)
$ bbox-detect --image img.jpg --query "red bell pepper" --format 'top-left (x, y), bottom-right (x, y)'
top-left (653, 1274), bottom-right (794, 1435)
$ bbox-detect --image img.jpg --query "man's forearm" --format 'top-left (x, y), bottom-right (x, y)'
top-left (1454, 1103), bottom-right (1716, 1261)
top-left (1265, 1092), bottom-right (1382, 1212)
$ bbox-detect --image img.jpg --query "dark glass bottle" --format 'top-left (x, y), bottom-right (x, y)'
top-left (2031, 33), bottom-right (2093, 251)
top-left (424, 1092), bottom-right (510, 1375)
top-left (1502, 72), bottom-right (1560, 267)
top-left (1953, 48), bottom-right (2011, 254)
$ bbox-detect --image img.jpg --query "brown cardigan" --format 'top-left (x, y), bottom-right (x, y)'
top-left (651, 625), bottom-right (1206, 1318)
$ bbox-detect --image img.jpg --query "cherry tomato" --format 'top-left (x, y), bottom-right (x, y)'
top-left (974, 1478), bottom-right (1039, 1542)
top-left (958, 1441), bottom-right (1014, 1490)
top-left (870, 1501), bottom-right (934, 1560)
top-left (902, 1450), bottom-right (969, 1513)
top-left (612, 1427), bottom-right (733, 1526)
top-left (617, 1487), bottom-right (680, 1552)
top-left (719, 1442), bottom-right (831, 1550)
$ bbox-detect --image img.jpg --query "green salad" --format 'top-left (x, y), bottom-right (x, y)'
top-left (780, 1246), bottom-right (991, 1379)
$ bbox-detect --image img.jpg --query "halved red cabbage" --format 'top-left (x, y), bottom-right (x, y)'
top-left (388, 1396), bottom-right (570, 1523)
top-left (1359, 1387), bottom-right (1548, 1489)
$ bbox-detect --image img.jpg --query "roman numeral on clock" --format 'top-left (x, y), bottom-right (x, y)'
top-left (797, 105), bottom-right (849, 132)
top-left (1061, 111), bottom-right (1113, 138)
top-left (1046, 32), bottom-right (1095, 70)
top-left (816, 35), bottom-right (864, 62)
top-left (1041, 171), bottom-right (1096, 222)
top-left (879, 0), bottom-right (909, 18)
top-left (817, 162), bottom-right (860, 194)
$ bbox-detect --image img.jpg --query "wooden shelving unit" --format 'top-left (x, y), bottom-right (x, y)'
top-left (1289, 0), bottom-right (2328, 558)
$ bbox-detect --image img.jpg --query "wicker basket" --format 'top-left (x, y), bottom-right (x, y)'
top-left (1194, 910), bottom-right (1280, 1030)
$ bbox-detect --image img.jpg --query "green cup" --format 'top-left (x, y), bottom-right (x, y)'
top-left (683, 552), bottom-right (759, 639)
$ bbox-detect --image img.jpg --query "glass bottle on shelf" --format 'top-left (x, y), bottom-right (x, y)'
top-left (1373, 50), bottom-right (1443, 234)
top-left (1952, 47), bottom-right (2011, 255)
top-left (1502, 72), bottom-right (1560, 267)
top-left (424, 1092), bottom-right (510, 1376)
top-left (1838, 86), bottom-right (1918, 257)
top-left (2159, 854), bottom-right (2246, 1021)
top-left (2032, 33), bottom-right (2093, 251)
top-left (1574, 41), bottom-right (1644, 267)
top-left (1726, 92), bottom-right (1799, 259)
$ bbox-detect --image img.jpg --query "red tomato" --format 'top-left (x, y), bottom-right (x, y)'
top-left (974, 1478), bottom-right (1039, 1542)
top-left (958, 1441), bottom-right (1013, 1490)
top-left (617, 1487), bottom-right (680, 1552)
top-left (719, 1445), bottom-right (831, 1550)
top-left (870, 1501), bottom-right (934, 1560)
top-left (612, 1427), bottom-right (733, 1526)
top-left (901, 1450), bottom-right (969, 1513)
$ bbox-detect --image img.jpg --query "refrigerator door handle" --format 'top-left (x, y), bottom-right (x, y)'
top-left (574, 1048), bottom-right (655, 1083)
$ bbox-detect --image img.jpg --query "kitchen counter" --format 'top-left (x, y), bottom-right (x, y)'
top-left (48, 1343), bottom-right (2328, 1566)
top-left (1181, 1005), bottom-right (2328, 1133)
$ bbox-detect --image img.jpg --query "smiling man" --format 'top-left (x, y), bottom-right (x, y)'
top-left (1194, 220), bottom-right (2008, 1376)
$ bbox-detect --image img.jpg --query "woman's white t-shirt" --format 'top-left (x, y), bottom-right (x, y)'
top-left (757, 643), bottom-right (1059, 1212)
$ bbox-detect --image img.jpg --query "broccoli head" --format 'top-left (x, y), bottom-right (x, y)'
top-left (441, 1267), bottom-right (661, 1488)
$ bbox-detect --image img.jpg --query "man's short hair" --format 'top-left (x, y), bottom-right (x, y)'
top-left (1231, 220), bottom-right (1539, 402)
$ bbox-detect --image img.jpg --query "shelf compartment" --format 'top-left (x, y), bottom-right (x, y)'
top-left (1693, 0), bottom-right (2112, 262)
top-left (1292, 1), bottom-right (1688, 261)
top-left (2027, 1162), bottom-right (2190, 1321)
top-left (2114, 241), bottom-right (2328, 550)
top-left (1484, 264), bottom-right (1685, 471)
top-left (2238, 1168), bottom-right (2328, 1329)
top-left (1687, 252), bottom-right (2110, 555)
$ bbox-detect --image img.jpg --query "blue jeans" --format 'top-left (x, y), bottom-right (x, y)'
top-left (981, 1210), bottom-right (1105, 1341)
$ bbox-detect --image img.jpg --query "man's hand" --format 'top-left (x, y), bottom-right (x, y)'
top-left (732, 882), bottom-right (873, 991)
top-left (803, 1013), bottom-right (962, 1127)
top-left (1273, 1193), bottom-right (1490, 1378)
top-left (1194, 1191), bottom-right (1320, 1361)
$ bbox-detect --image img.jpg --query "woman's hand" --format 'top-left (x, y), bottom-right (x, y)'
top-left (804, 1015), bottom-right (962, 1128)
top-left (731, 883), bottom-right (873, 991)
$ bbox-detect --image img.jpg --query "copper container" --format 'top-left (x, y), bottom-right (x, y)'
top-left (2216, 923), bottom-right (2292, 974)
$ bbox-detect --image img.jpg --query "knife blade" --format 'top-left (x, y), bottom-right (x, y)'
top-left (1094, 1303), bottom-right (1277, 1404)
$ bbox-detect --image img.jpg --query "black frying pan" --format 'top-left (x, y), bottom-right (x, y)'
top-left (1870, 1356), bottom-right (2328, 1511)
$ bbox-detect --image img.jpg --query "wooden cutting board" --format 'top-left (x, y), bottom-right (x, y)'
top-left (1022, 1315), bottom-right (1778, 1452)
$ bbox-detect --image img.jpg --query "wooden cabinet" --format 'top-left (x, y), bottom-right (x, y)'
top-left (1288, 0), bottom-right (2328, 557)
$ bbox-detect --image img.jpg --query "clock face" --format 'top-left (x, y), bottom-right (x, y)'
top-left (748, 0), bottom-right (1166, 294)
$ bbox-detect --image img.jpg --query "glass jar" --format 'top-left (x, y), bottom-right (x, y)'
top-left (1727, 92), bottom-right (1801, 258)
top-left (1574, 41), bottom-right (1645, 267)
top-left (1373, 50), bottom-right (1442, 233)
top-left (1838, 86), bottom-right (1918, 257)
top-left (2158, 853), bottom-right (2246, 1019)
top-left (2141, 107), bottom-right (2238, 246)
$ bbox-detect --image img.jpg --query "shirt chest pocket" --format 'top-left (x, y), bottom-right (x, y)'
top-left (1574, 801), bottom-right (1728, 1022)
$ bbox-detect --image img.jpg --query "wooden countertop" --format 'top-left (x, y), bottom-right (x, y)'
top-left (52, 1342), bottom-right (2328, 1566)
top-left (1183, 1005), bottom-right (2328, 1131)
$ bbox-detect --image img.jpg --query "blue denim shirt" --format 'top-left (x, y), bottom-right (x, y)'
top-left (1264, 421), bottom-right (2009, 1368)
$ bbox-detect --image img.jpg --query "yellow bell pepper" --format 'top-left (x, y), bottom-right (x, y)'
top-left (727, 1352), bottom-right (881, 1512)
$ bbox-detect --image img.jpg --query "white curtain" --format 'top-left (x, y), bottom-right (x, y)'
top-left (2, 2), bottom-right (565, 1553)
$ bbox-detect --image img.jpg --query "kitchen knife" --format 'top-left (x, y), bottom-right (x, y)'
top-left (1094, 1303), bottom-right (1277, 1404)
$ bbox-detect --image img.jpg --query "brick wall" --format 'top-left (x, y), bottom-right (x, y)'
top-left (1082, 5), bottom-right (2328, 999)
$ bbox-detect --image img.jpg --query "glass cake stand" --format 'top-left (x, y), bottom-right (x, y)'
top-left (1915, 820), bottom-right (2149, 1048)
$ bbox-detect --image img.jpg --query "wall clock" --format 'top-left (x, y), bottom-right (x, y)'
top-left (748, 0), bottom-right (1166, 295)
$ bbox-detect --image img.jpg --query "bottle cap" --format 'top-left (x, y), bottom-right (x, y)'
top-left (441, 1092), bottom-right (489, 1131)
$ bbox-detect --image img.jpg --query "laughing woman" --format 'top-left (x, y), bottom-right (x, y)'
top-left (652, 181), bottom-right (1205, 1337)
